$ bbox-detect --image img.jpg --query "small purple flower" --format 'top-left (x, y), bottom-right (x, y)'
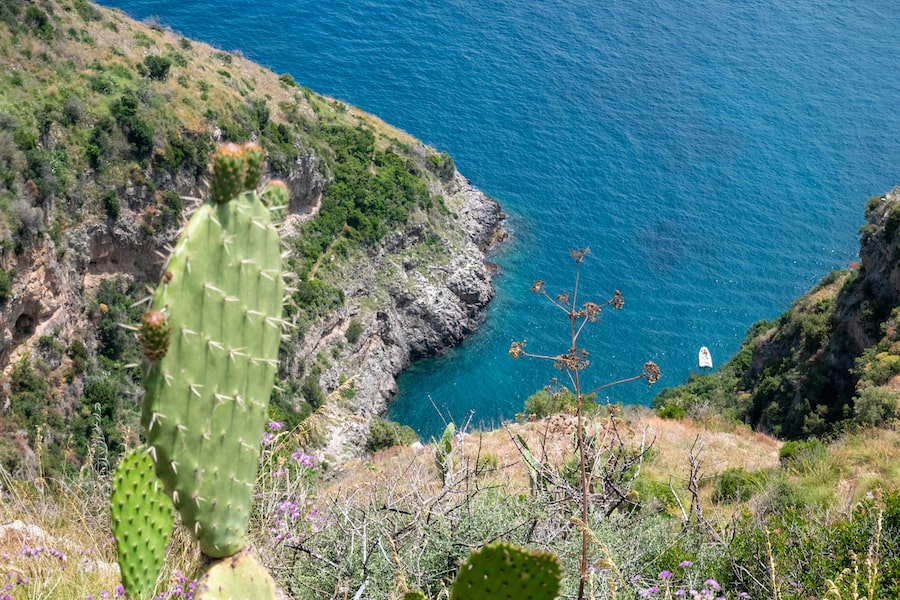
top-left (638, 586), bottom-right (659, 597)
top-left (291, 451), bottom-right (314, 467)
top-left (268, 421), bottom-right (283, 431)
top-left (679, 560), bottom-right (693, 567)
top-left (738, 594), bottom-right (751, 599)
top-left (705, 579), bottom-right (721, 591)
top-left (658, 570), bottom-right (672, 581)
top-left (116, 584), bottom-right (126, 596)
top-left (261, 431), bottom-right (275, 446)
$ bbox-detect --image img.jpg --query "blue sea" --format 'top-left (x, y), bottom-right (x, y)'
top-left (99, 0), bottom-right (900, 439)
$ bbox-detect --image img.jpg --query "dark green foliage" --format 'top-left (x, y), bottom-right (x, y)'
top-left (25, 6), bottom-right (53, 40)
top-left (291, 279), bottom-right (344, 314)
top-left (289, 124), bottom-right (432, 282)
top-left (143, 55), bottom-right (173, 81)
top-left (524, 386), bottom-right (598, 419)
top-left (778, 438), bottom-right (826, 471)
top-left (92, 278), bottom-right (141, 362)
top-left (726, 491), bottom-right (900, 598)
top-left (278, 72), bottom-right (298, 88)
top-left (301, 372), bottom-right (326, 409)
top-left (365, 417), bottom-right (419, 453)
top-left (711, 467), bottom-right (768, 504)
top-left (111, 91), bottom-right (155, 160)
top-left (852, 385), bottom-right (899, 427)
top-left (68, 338), bottom-right (88, 374)
top-left (0, 268), bottom-right (11, 302)
top-left (101, 190), bottom-right (120, 219)
top-left (345, 317), bottom-right (363, 344)
top-left (73, 0), bottom-right (103, 22)
top-left (71, 376), bottom-right (124, 460)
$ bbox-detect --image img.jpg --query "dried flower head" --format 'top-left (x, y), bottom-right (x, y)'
top-left (509, 340), bottom-right (526, 359)
top-left (570, 247), bottom-right (590, 262)
top-left (642, 361), bottom-right (661, 385)
top-left (611, 290), bottom-right (624, 310)
top-left (581, 301), bottom-right (602, 321)
top-left (531, 280), bottom-right (546, 294)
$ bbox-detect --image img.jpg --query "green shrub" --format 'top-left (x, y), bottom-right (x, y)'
top-left (0, 268), bottom-right (11, 303)
top-left (345, 317), bottom-right (363, 344)
top-left (365, 417), bottom-right (419, 453)
top-left (778, 438), bottom-right (826, 471)
top-left (25, 6), bottom-right (53, 40)
top-left (301, 372), bottom-right (326, 409)
top-left (143, 55), bottom-right (172, 81)
top-left (68, 339), bottom-right (88, 374)
top-left (852, 385), bottom-right (899, 427)
top-left (102, 190), bottom-right (120, 219)
top-left (711, 467), bottom-right (768, 504)
top-left (524, 386), bottom-right (598, 419)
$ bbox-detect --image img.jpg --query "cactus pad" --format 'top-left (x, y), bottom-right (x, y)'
top-left (450, 542), bottom-right (562, 600)
top-left (196, 550), bottom-right (278, 600)
top-left (142, 146), bottom-right (284, 557)
top-left (111, 448), bottom-right (174, 599)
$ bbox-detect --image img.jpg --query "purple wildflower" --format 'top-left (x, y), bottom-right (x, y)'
top-left (679, 560), bottom-right (693, 567)
top-left (268, 421), bottom-right (283, 431)
top-left (705, 579), bottom-right (721, 591)
top-left (658, 570), bottom-right (672, 581)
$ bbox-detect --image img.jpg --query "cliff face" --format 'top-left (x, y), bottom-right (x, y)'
top-left (654, 187), bottom-right (900, 439)
top-left (0, 0), bottom-right (502, 473)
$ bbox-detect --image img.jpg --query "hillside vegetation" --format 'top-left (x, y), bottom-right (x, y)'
top-left (2, 1), bottom-right (900, 599)
top-left (0, 0), bottom-right (497, 478)
top-left (654, 189), bottom-right (900, 440)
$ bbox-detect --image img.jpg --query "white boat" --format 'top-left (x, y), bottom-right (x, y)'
top-left (699, 346), bottom-right (713, 368)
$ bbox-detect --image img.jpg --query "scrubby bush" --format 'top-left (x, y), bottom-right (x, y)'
top-left (711, 467), bottom-right (768, 504)
top-left (778, 437), bottom-right (826, 471)
top-left (143, 55), bottom-right (173, 81)
top-left (345, 317), bottom-right (363, 344)
top-left (0, 268), bottom-right (11, 302)
top-left (853, 385), bottom-right (899, 427)
top-left (524, 386), bottom-right (598, 419)
top-left (365, 417), bottom-right (419, 453)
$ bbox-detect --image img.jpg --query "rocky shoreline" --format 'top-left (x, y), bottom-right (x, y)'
top-left (282, 170), bottom-right (506, 466)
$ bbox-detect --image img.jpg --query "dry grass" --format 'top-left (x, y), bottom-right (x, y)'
top-left (324, 406), bottom-right (783, 515)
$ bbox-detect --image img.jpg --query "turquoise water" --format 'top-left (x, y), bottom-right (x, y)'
top-left (100, 0), bottom-right (900, 439)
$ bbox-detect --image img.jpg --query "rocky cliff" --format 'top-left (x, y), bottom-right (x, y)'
top-left (0, 0), bottom-right (502, 473)
top-left (654, 187), bottom-right (900, 439)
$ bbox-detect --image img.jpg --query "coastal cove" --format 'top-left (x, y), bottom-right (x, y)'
top-left (96, 0), bottom-right (900, 439)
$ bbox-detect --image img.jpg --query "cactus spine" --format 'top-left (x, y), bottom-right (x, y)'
top-left (450, 542), bottom-right (562, 600)
top-left (111, 449), bottom-right (175, 599)
top-left (139, 142), bottom-right (285, 558)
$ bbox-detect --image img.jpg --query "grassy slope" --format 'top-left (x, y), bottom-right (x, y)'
top-left (3, 1), bottom-right (900, 599)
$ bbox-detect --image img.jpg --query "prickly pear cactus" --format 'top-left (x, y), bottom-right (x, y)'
top-left (110, 448), bottom-right (174, 599)
top-left (450, 542), bottom-right (562, 600)
top-left (195, 550), bottom-right (278, 600)
top-left (140, 142), bottom-right (285, 557)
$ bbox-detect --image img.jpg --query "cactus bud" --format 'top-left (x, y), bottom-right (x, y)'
top-left (138, 309), bottom-right (171, 362)
top-left (242, 141), bottom-right (264, 191)
top-left (210, 143), bottom-right (246, 204)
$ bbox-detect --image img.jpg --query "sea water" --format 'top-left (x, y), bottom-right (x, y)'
top-left (97, 0), bottom-right (900, 439)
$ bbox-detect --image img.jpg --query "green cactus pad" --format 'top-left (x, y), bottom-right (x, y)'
top-left (196, 550), bottom-right (278, 600)
top-left (142, 180), bottom-right (284, 557)
top-left (450, 543), bottom-right (562, 600)
top-left (111, 448), bottom-right (174, 599)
